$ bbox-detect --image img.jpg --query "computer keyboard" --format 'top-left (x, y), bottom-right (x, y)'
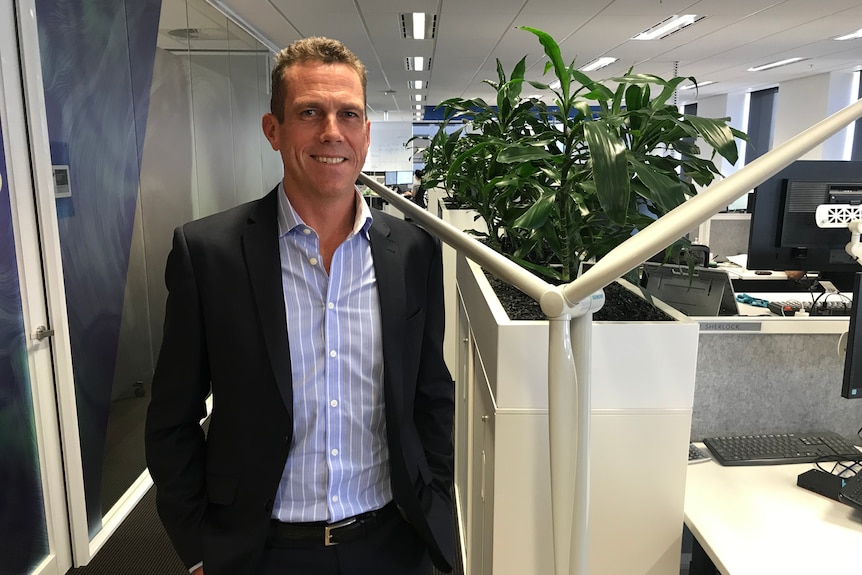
top-left (806, 300), bottom-right (852, 316)
top-left (839, 472), bottom-right (862, 508)
top-left (688, 443), bottom-right (710, 463)
top-left (766, 300), bottom-right (852, 316)
top-left (702, 432), bottom-right (861, 466)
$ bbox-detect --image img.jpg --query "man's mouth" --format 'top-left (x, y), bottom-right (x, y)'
top-left (312, 155), bottom-right (347, 164)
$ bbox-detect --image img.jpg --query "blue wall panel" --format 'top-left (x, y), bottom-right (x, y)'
top-left (35, 0), bottom-right (161, 536)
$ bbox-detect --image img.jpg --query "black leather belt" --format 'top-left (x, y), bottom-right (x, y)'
top-left (266, 502), bottom-right (397, 548)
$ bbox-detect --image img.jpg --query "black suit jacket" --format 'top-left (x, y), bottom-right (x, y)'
top-left (145, 187), bottom-right (455, 574)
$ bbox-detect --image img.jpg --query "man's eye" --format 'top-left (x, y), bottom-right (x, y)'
top-left (301, 109), bottom-right (317, 117)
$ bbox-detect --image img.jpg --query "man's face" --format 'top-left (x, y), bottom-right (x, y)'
top-left (263, 62), bottom-right (370, 201)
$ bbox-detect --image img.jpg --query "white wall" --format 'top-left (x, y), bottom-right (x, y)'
top-left (694, 92), bottom-right (749, 180)
top-left (773, 72), bottom-right (856, 159)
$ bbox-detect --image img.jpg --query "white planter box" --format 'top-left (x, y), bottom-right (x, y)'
top-left (455, 255), bottom-right (699, 575)
top-left (439, 202), bottom-right (487, 375)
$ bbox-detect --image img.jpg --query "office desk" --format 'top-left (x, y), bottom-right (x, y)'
top-left (684, 455), bottom-right (862, 574)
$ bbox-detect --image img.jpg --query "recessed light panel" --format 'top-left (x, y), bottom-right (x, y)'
top-left (679, 81), bottom-right (716, 90)
top-left (633, 15), bottom-right (703, 40)
top-left (405, 57), bottom-right (431, 72)
top-left (580, 57), bottom-right (617, 72)
top-left (400, 13), bottom-right (437, 40)
top-left (835, 28), bottom-right (862, 41)
top-left (747, 57), bottom-right (806, 72)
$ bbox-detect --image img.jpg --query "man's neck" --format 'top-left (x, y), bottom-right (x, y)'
top-left (284, 187), bottom-right (357, 272)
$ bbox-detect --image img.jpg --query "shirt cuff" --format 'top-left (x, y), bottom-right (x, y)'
top-left (189, 561), bottom-right (203, 573)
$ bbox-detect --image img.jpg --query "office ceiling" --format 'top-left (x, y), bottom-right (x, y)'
top-left (164, 0), bottom-right (862, 122)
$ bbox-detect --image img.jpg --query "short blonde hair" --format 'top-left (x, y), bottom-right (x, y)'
top-left (270, 37), bottom-right (367, 121)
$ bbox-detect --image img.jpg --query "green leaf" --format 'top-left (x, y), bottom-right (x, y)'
top-left (573, 101), bottom-right (593, 121)
top-left (649, 76), bottom-right (687, 109)
top-left (584, 121), bottom-right (629, 223)
top-left (513, 192), bottom-right (556, 229)
top-left (584, 84), bottom-right (615, 102)
top-left (683, 115), bottom-right (739, 165)
top-left (496, 145), bottom-right (555, 163)
top-left (630, 158), bottom-right (688, 212)
top-left (518, 26), bottom-right (569, 102)
top-left (624, 84), bottom-right (644, 111)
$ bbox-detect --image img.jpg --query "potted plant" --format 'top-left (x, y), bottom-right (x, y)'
top-left (424, 26), bottom-right (746, 285)
top-left (422, 27), bottom-right (748, 575)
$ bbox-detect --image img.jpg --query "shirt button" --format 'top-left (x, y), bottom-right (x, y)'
top-left (330, 400), bottom-right (338, 407)
top-left (309, 257), bottom-right (318, 266)
top-left (329, 350), bottom-right (337, 357)
top-left (331, 495), bottom-right (339, 503)
top-left (328, 302), bottom-right (335, 309)
top-left (331, 449), bottom-right (339, 456)
top-left (303, 228), bottom-right (311, 235)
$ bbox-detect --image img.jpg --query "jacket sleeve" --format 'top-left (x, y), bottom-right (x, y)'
top-left (414, 239), bottom-right (455, 498)
top-left (145, 225), bottom-right (211, 569)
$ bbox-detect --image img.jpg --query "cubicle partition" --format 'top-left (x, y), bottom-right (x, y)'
top-left (692, 318), bottom-right (859, 442)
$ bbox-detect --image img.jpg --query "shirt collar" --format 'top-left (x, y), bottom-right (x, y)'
top-left (276, 181), bottom-right (374, 239)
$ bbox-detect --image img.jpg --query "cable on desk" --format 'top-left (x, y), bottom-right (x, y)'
top-left (809, 290), bottom-right (852, 316)
top-left (814, 426), bottom-right (862, 478)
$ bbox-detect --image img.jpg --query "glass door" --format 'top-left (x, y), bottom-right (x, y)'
top-left (0, 2), bottom-right (73, 574)
top-left (10, 0), bottom-right (280, 568)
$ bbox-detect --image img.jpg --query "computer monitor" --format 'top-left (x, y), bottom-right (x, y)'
top-left (842, 272), bottom-right (862, 399)
top-left (747, 160), bottom-right (862, 290)
top-left (396, 171), bottom-right (414, 185)
top-left (384, 171), bottom-right (397, 186)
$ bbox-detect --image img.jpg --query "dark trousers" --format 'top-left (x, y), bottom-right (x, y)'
top-left (255, 509), bottom-right (433, 575)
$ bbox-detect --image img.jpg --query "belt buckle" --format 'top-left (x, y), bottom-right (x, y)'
top-left (324, 517), bottom-right (357, 546)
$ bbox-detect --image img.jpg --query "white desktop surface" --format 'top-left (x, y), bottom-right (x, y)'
top-left (684, 454), bottom-right (862, 574)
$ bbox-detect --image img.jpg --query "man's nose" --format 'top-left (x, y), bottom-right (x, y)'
top-left (319, 114), bottom-right (343, 142)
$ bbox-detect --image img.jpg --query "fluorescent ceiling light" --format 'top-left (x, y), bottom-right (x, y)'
top-left (383, 111), bottom-right (389, 121)
top-left (413, 94), bottom-right (425, 102)
top-left (400, 13), bottom-right (436, 40)
top-left (409, 80), bottom-right (424, 90)
top-left (679, 81), bottom-right (716, 90)
top-left (835, 28), bottom-right (862, 40)
top-left (414, 104), bottom-right (423, 110)
top-left (580, 57), bottom-right (617, 72)
top-left (549, 80), bottom-right (561, 90)
top-left (413, 13), bottom-right (425, 39)
top-left (633, 15), bottom-right (702, 40)
top-left (406, 56), bottom-right (426, 71)
top-left (747, 57), bottom-right (806, 72)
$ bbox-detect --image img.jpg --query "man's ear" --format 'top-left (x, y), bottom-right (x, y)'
top-left (261, 113), bottom-right (280, 151)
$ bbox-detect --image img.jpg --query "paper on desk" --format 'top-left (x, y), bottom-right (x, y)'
top-left (725, 254), bottom-right (748, 268)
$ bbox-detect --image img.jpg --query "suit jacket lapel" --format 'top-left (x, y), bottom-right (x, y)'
top-left (369, 214), bottom-right (406, 429)
top-left (242, 186), bottom-right (294, 419)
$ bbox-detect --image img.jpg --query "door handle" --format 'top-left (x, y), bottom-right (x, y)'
top-left (31, 325), bottom-right (55, 341)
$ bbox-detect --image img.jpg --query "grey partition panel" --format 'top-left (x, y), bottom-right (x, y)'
top-left (709, 217), bottom-right (751, 259)
top-left (692, 332), bottom-right (862, 442)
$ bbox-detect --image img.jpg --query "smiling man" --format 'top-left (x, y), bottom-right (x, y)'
top-left (145, 37), bottom-right (455, 575)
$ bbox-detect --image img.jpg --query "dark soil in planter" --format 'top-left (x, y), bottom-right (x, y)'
top-left (484, 272), bottom-right (674, 322)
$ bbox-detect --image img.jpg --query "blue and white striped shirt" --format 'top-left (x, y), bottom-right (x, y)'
top-left (272, 183), bottom-right (393, 523)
